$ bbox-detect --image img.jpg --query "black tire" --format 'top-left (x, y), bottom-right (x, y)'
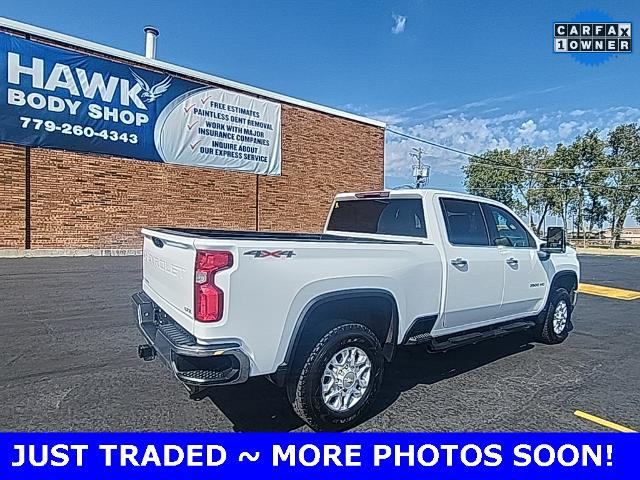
top-left (287, 323), bottom-right (384, 431)
top-left (536, 287), bottom-right (573, 344)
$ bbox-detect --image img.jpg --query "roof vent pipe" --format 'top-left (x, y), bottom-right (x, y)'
top-left (144, 26), bottom-right (159, 59)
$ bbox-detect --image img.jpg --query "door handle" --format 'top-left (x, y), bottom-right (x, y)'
top-left (506, 257), bottom-right (519, 266)
top-left (451, 257), bottom-right (468, 267)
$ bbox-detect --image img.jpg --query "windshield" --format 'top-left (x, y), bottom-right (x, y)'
top-left (326, 198), bottom-right (427, 237)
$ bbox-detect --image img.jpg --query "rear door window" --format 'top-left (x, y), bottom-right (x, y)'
top-left (440, 198), bottom-right (490, 246)
top-left (327, 198), bottom-right (427, 237)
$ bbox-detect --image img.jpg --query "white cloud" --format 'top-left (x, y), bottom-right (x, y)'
top-left (370, 113), bottom-right (410, 125)
top-left (385, 115), bottom-right (513, 177)
top-left (376, 86), bottom-right (569, 125)
top-left (517, 119), bottom-right (537, 137)
top-left (391, 14), bottom-right (406, 34)
top-left (558, 121), bottom-right (578, 139)
top-left (383, 106), bottom-right (640, 183)
top-left (345, 99), bottom-right (640, 186)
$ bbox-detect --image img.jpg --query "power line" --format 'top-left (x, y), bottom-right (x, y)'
top-left (387, 128), bottom-right (490, 163)
top-left (385, 128), bottom-right (638, 194)
top-left (386, 128), bottom-right (640, 173)
top-left (386, 128), bottom-right (565, 176)
top-left (471, 185), bottom-right (640, 191)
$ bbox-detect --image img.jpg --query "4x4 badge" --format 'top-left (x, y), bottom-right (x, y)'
top-left (244, 250), bottom-right (296, 258)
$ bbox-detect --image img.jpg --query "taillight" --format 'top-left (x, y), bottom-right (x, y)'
top-left (194, 250), bottom-right (233, 322)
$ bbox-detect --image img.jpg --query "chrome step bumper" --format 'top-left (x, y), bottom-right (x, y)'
top-left (132, 291), bottom-right (249, 386)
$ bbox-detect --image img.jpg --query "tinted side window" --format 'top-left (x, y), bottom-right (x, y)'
top-left (440, 198), bottom-right (490, 246)
top-left (327, 198), bottom-right (427, 237)
top-left (482, 204), bottom-right (534, 248)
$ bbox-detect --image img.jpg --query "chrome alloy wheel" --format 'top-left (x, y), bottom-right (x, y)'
top-left (553, 300), bottom-right (568, 335)
top-left (321, 346), bottom-right (371, 412)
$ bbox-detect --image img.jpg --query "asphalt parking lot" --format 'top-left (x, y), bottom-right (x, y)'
top-left (0, 254), bottom-right (638, 432)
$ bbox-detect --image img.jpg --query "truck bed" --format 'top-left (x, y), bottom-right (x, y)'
top-left (148, 227), bottom-right (424, 244)
top-left (142, 225), bottom-right (444, 374)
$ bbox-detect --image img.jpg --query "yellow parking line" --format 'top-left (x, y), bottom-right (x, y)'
top-left (574, 410), bottom-right (637, 432)
top-left (578, 283), bottom-right (640, 301)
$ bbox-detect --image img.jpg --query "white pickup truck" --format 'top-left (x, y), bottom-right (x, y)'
top-left (133, 188), bottom-right (579, 430)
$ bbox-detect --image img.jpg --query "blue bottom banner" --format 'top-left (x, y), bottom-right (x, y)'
top-left (0, 432), bottom-right (636, 480)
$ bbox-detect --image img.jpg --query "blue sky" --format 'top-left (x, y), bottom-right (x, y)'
top-left (3, 0), bottom-right (640, 191)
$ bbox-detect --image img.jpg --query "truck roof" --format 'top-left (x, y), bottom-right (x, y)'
top-left (335, 188), bottom-right (491, 203)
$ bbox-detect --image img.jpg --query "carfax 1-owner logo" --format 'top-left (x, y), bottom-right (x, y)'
top-left (554, 10), bottom-right (632, 65)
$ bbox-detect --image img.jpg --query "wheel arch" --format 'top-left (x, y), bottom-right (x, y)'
top-left (541, 270), bottom-right (579, 316)
top-left (550, 270), bottom-right (579, 294)
top-left (272, 288), bottom-right (399, 386)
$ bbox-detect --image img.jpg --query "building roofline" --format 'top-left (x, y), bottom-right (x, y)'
top-left (0, 17), bottom-right (386, 128)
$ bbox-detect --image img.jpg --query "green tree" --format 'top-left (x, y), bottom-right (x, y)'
top-left (586, 198), bottom-right (608, 231)
top-left (461, 125), bottom-right (640, 248)
top-left (568, 130), bottom-right (608, 238)
top-left (463, 147), bottom-right (553, 235)
top-left (462, 149), bottom-right (517, 208)
top-left (511, 146), bottom-right (551, 232)
top-left (544, 143), bottom-right (582, 232)
top-left (602, 124), bottom-right (640, 247)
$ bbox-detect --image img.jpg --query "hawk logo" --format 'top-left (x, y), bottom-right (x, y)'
top-left (244, 250), bottom-right (296, 258)
top-left (130, 69), bottom-right (172, 103)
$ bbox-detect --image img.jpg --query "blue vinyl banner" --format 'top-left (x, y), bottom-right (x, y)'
top-left (0, 432), bottom-right (636, 480)
top-left (0, 32), bottom-right (281, 175)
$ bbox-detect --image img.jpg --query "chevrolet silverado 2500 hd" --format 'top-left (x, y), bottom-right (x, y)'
top-left (133, 189), bottom-right (579, 430)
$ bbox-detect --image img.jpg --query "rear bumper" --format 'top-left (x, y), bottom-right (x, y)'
top-left (132, 291), bottom-right (249, 386)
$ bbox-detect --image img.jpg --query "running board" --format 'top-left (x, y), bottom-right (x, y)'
top-left (423, 320), bottom-right (536, 352)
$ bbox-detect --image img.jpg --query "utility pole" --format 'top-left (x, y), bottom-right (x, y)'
top-left (578, 185), bottom-right (587, 248)
top-left (410, 147), bottom-right (430, 188)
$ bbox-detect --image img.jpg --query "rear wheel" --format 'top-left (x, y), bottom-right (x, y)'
top-left (287, 323), bottom-right (384, 431)
top-left (536, 287), bottom-right (573, 344)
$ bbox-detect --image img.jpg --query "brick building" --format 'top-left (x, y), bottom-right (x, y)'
top-left (0, 18), bottom-right (385, 253)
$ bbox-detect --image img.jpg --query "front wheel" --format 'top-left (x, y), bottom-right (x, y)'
top-left (288, 323), bottom-right (384, 431)
top-left (536, 287), bottom-right (573, 344)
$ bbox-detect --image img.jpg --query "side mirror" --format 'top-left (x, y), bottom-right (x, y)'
top-left (541, 226), bottom-right (566, 255)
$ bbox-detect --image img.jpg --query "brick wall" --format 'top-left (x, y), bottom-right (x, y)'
top-left (0, 105), bottom-right (383, 250)
top-left (27, 148), bottom-right (257, 249)
top-left (260, 105), bottom-right (384, 231)
top-left (0, 144), bottom-right (25, 248)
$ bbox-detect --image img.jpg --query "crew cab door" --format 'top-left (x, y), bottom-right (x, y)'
top-left (439, 198), bottom-right (505, 328)
top-left (480, 203), bottom-right (548, 317)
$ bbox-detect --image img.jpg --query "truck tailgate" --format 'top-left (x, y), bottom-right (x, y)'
top-left (142, 229), bottom-right (196, 332)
